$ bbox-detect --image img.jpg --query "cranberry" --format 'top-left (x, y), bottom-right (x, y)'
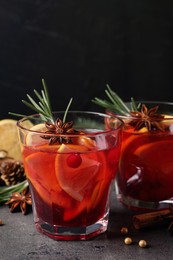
top-left (66, 153), bottom-right (82, 168)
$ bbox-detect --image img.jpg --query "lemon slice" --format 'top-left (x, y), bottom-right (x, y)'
top-left (78, 136), bottom-right (96, 149)
top-left (25, 123), bottom-right (47, 146)
top-left (0, 119), bottom-right (23, 160)
top-left (55, 144), bottom-right (100, 201)
top-left (58, 143), bottom-right (89, 153)
top-left (161, 114), bottom-right (173, 128)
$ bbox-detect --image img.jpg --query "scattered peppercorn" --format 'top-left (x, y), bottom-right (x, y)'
top-left (139, 240), bottom-right (147, 248)
top-left (124, 237), bottom-right (133, 245)
top-left (0, 219), bottom-right (3, 226)
top-left (120, 227), bottom-right (128, 234)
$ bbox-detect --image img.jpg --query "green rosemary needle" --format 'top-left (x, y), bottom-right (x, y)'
top-left (0, 180), bottom-right (28, 204)
top-left (9, 79), bottom-right (54, 123)
top-left (92, 84), bottom-right (140, 116)
top-left (9, 79), bottom-right (73, 125)
top-left (4, 80), bottom-right (75, 205)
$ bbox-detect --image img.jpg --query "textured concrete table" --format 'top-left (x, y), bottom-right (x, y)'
top-left (0, 192), bottom-right (173, 260)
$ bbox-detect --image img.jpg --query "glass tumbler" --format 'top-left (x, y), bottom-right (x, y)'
top-left (113, 102), bottom-right (173, 211)
top-left (17, 111), bottom-right (123, 240)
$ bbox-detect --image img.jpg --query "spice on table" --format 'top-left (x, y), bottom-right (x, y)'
top-left (139, 240), bottom-right (147, 248)
top-left (124, 237), bottom-right (133, 245)
top-left (120, 227), bottom-right (129, 234)
top-left (5, 187), bottom-right (32, 215)
top-left (133, 209), bottom-right (173, 229)
top-left (0, 219), bottom-right (3, 225)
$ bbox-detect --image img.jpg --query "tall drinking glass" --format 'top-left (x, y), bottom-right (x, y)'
top-left (113, 102), bottom-right (173, 211)
top-left (17, 111), bottom-right (123, 240)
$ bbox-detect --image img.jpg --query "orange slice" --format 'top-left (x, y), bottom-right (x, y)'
top-left (78, 136), bottom-right (96, 149)
top-left (58, 143), bottom-right (88, 153)
top-left (161, 114), bottom-right (173, 127)
top-left (121, 135), bottom-right (142, 155)
top-left (24, 150), bottom-right (57, 204)
top-left (24, 146), bottom-right (85, 221)
top-left (133, 139), bottom-right (173, 200)
top-left (25, 123), bottom-right (47, 146)
top-left (55, 144), bottom-right (100, 201)
top-left (134, 140), bottom-right (173, 173)
top-left (0, 119), bottom-right (33, 160)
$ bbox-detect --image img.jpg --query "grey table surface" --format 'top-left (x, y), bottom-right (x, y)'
top-left (0, 192), bottom-right (172, 260)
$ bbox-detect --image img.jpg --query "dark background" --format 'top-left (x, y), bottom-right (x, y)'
top-left (0, 0), bottom-right (173, 119)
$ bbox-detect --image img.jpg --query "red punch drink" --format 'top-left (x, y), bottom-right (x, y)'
top-left (17, 111), bottom-right (123, 240)
top-left (115, 102), bottom-right (173, 211)
top-left (93, 86), bottom-right (173, 211)
top-left (118, 127), bottom-right (173, 204)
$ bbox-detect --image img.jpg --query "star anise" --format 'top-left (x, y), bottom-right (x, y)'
top-left (41, 118), bottom-right (79, 144)
top-left (129, 104), bottom-right (165, 131)
top-left (5, 188), bottom-right (32, 215)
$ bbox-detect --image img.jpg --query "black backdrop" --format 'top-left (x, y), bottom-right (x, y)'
top-left (0, 0), bottom-right (173, 119)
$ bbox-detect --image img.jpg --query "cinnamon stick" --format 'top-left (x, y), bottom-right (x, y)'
top-left (133, 209), bottom-right (173, 229)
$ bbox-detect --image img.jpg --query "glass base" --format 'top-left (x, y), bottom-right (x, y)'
top-left (35, 213), bottom-right (109, 241)
top-left (115, 182), bottom-right (170, 211)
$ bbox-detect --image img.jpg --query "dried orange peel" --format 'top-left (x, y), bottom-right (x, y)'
top-left (0, 119), bottom-right (32, 160)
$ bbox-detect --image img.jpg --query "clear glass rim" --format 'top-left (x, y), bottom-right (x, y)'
top-left (17, 110), bottom-right (124, 137)
top-left (107, 100), bottom-right (173, 120)
top-left (126, 100), bottom-right (173, 106)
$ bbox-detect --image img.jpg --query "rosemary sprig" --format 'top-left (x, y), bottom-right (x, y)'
top-left (92, 84), bottom-right (140, 116)
top-left (4, 81), bottom-right (74, 205)
top-left (0, 180), bottom-right (28, 204)
top-left (9, 79), bottom-right (54, 123)
top-left (130, 97), bottom-right (141, 111)
top-left (9, 79), bottom-right (74, 125)
top-left (63, 98), bottom-right (73, 123)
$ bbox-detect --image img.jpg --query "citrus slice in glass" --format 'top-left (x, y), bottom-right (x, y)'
top-left (24, 149), bottom-right (57, 204)
top-left (55, 144), bottom-right (100, 202)
top-left (78, 136), bottom-right (96, 149)
top-left (133, 139), bottom-right (173, 199)
top-left (25, 123), bottom-right (47, 146)
top-left (134, 140), bottom-right (173, 174)
top-left (24, 145), bottom-right (87, 221)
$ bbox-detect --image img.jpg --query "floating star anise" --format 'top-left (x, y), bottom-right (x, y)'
top-left (5, 188), bottom-right (32, 215)
top-left (129, 104), bottom-right (165, 131)
top-left (41, 118), bottom-right (79, 144)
